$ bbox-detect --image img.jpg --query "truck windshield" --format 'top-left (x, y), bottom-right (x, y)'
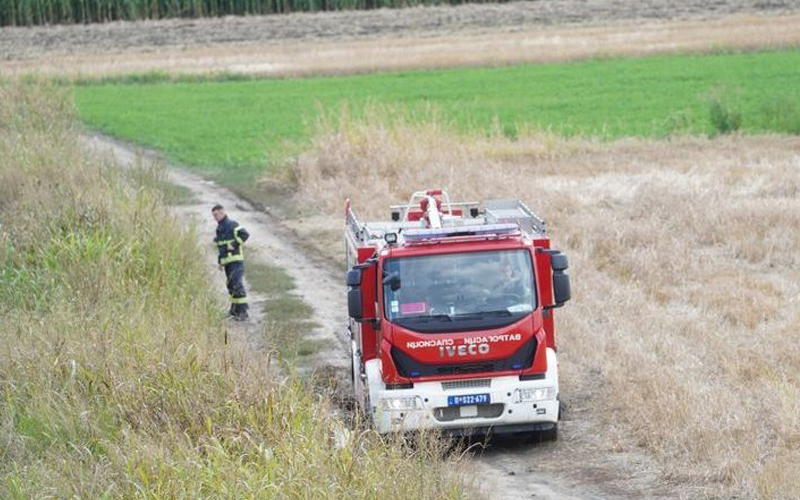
top-left (383, 249), bottom-right (536, 333)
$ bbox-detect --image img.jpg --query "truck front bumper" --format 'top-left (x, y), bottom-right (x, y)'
top-left (370, 349), bottom-right (559, 435)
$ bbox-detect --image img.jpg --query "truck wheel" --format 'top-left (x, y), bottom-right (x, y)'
top-left (349, 340), bottom-right (370, 419)
top-left (526, 423), bottom-right (558, 443)
top-left (539, 423), bottom-right (558, 442)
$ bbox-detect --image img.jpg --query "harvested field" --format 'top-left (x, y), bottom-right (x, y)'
top-left (285, 111), bottom-right (800, 499)
top-left (2, 0), bottom-right (800, 77)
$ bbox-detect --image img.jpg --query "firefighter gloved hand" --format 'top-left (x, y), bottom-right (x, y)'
top-left (227, 244), bottom-right (235, 252)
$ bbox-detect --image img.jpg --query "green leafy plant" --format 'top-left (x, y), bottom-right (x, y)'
top-left (707, 85), bottom-right (742, 136)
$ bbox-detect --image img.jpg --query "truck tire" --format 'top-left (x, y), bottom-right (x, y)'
top-left (539, 423), bottom-right (558, 442)
top-left (350, 339), bottom-right (370, 419)
top-left (525, 423), bottom-right (558, 443)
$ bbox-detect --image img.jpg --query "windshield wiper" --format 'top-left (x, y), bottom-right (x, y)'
top-left (452, 310), bottom-right (513, 320)
top-left (402, 314), bottom-right (453, 322)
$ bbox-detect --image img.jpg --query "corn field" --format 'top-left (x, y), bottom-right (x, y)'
top-left (0, 0), bottom-right (509, 26)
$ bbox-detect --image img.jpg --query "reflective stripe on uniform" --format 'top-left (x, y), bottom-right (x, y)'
top-left (220, 253), bottom-right (244, 265)
top-left (230, 296), bottom-right (248, 304)
top-left (216, 239), bottom-right (235, 246)
top-left (233, 225), bottom-right (245, 245)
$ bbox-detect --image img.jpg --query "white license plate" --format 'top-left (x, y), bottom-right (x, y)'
top-left (460, 405), bottom-right (478, 418)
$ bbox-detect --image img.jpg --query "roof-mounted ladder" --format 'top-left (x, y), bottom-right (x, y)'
top-left (484, 199), bottom-right (547, 236)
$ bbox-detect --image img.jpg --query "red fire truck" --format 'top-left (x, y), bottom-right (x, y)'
top-left (345, 190), bottom-right (571, 437)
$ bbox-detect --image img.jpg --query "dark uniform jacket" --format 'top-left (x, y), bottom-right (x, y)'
top-left (214, 216), bottom-right (250, 265)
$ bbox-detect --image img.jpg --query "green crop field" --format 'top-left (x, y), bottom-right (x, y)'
top-left (75, 49), bottom-right (800, 184)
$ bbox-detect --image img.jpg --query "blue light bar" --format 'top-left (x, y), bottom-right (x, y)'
top-left (403, 223), bottom-right (520, 241)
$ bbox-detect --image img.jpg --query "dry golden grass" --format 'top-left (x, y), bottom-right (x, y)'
top-left (3, 12), bottom-right (800, 78)
top-left (286, 107), bottom-right (800, 498)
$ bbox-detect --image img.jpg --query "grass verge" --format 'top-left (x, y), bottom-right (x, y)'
top-left (73, 49), bottom-right (800, 184)
top-left (0, 80), bottom-right (472, 499)
top-left (245, 261), bottom-right (323, 361)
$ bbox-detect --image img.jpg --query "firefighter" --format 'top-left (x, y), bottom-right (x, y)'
top-left (212, 204), bottom-right (250, 321)
top-left (491, 261), bottom-right (525, 299)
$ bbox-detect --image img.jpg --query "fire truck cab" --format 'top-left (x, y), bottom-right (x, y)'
top-left (345, 190), bottom-right (571, 436)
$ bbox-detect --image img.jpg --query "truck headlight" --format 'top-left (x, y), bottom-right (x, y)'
top-left (380, 396), bottom-right (423, 412)
top-left (516, 386), bottom-right (556, 403)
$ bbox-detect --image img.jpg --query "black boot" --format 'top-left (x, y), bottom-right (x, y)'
top-left (233, 304), bottom-right (249, 321)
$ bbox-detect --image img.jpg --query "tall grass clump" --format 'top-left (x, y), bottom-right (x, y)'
top-left (0, 81), bottom-right (472, 499)
top-left (0, 0), bottom-right (507, 26)
top-left (707, 85), bottom-right (742, 136)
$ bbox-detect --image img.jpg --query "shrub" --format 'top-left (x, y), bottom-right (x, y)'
top-left (707, 85), bottom-right (742, 136)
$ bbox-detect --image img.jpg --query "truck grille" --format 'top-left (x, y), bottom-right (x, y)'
top-left (441, 379), bottom-right (491, 391)
top-left (435, 363), bottom-right (494, 376)
top-left (390, 338), bottom-right (537, 378)
top-left (434, 404), bottom-right (504, 422)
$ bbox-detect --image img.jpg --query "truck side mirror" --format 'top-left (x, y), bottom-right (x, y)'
top-left (346, 268), bottom-right (362, 287)
top-left (547, 252), bottom-right (570, 308)
top-left (551, 253), bottom-right (569, 272)
top-left (553, 270), bottom-right (571, 306)
top-left (348, 288), bottom-right (363, 321)
top-left (346, 267), bottom-right (364, 321)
